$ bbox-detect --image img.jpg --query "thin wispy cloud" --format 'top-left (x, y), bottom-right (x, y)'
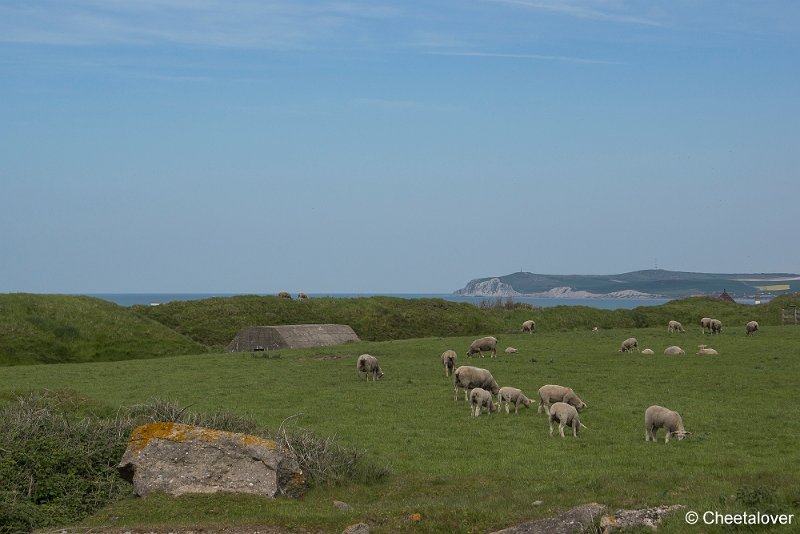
top-left (488, 0), bottom-right (666, 27)
top-left (428, 50), bottom-right (624, 65)
top-left (0, 1), bottom-right (400, 49)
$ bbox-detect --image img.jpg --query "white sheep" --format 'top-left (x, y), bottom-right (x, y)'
top-left (645, 405), bottom-right (690, 443)
top-left (663, 346), bottom-right (686, 355)
top-left (469, 387), bottom-right (497, 416)
top-left (498, 387), bottom-right (534, 414)
top-left (711, 319), bottom-right (722, 334)
top-left (466, 336), bottom-right (498, 358)
top-left (356, 354), bottom-right (384, 381)
top-left (667, 320), bottom-right (685, 333)
top-left (700, 317), bottom-right (713, 334)
top-left (504, 347), bottom-right (519, 354)
top-left (453, 366), bottom-right (500, 402)
top-left (746, 321), bottom-right (759, 336)
top-left (592, 326), bottom-right (599, 333)
top-left (619, 337), bottom-right (639, 353)
top-left (696, 344), bottom-right (718, 355)
top-left (548, 402), bottom-right (586, 438)
top-left (441, 350), bottom-right (457, 377)
top-left (641, 348), bottom-right (655, 355)
top-left (537, 385), bottom-right (587, 414)
top-left (522, 320), bottom-right (536, 334)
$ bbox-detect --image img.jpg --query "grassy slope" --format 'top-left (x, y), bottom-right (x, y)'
top-left (1, 325), bottom-right (798, 533)
top-left (0, 294), bottom-right (207, 365)
top-left (132, 293), bottom-right (800, 349)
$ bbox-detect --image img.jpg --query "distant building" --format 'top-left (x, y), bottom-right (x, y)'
top-left (718, 290), bottom-right (735, 303)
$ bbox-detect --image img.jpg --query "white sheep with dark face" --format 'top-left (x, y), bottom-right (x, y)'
top-left (645, 405), bottom-right (690, 443)
top-left (356, 354), bottom-right (384, 381)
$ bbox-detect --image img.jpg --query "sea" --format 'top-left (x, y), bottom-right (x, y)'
top-left (88, 292), bottom-right (680, 309)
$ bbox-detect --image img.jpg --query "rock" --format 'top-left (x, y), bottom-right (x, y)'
top-left (117, 422), bottom-right (305, 498)
top-left (334, 500), bottom-right (353, 512)
top-left (342, 523), bottom-right (370, 534)
top-left (600, 505), bottom-right (685, 531)
top-left (490, 503), bottom-right (609, 533)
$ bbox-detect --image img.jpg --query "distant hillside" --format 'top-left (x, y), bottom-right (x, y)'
top-left (0, 294), bottom-right (208, 365)
top-left (454, 269), bottom-right (800, 298)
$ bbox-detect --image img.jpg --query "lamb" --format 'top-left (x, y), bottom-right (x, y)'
top-left (746, 321), bottom-right (759, 336)
top-left (700, 317), bottom-right (713, 334)
top-left (453, 366), bottom-right (500, 402)
top-left (645, 405), bottom-right (690, 443)
top-left (537, 385), bottom-right (587, 414)
top-left (466, 336), bottom-right (498, 358)
top-left (522, 320), bottom-right (536, 334)
top-left (641, 348), bottom-right (655, 355)
top-left (356, 354), bottom-right (384, 381)
top-left (696, 345), bottom-right (718, 355)
top-left (504, 347), bottom-right (519, 354)
top-left (667, 320), bottom-right (685, 333)
top-left (619, 337), bottom-right (639, 353)
top-left (297, 292), bottom-right (309, 299)
top-left (592, 326), bottom-right (599, 333)
top-left (711, 319), bottom-right (722, 334)
top-left (469, 387), bottom-right (497, 416)
top-left (278, 291), bottom-right (292, 299)
top-left (663, 346), bottom-right (686, 355)
top-left (441, 350), bottom-right (457, 377)
top-left (498, 386), bottom-right (534, 414)
top-left (548, 402), bottom-right (586, 438)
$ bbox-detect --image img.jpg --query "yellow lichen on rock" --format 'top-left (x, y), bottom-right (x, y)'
top-left (127, 422), bottom-right (277, 457)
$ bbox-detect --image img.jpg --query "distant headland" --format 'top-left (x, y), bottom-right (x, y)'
top-left (453, 269), bottom-right (800, 299)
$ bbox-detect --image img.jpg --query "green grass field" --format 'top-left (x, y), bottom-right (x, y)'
top-left (2, 324), bottom-right (799, 533)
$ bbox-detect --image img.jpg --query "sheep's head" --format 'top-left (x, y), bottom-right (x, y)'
top-left (375, 369), bottom-right (384, 380)
top-left (673, 430), bottom-right (690, 441)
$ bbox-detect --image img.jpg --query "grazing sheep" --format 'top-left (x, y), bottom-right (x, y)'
top-left (667, 320), bottom-right (685, 333)
top-left (619, 337), bottom-right (639, 353)
top-left (441, 350), bottom-right (457, 377)
top-left (297, 292), bottom-right (309, 299)
top-left (466, 336), bottom-right (498, 358)
top-left (504, 347), bottom-right (519, 354)
top-left (498, 387), bottom-right (534, 414)
top-left (522, 320), bottom-right (536, 333)
top-left (700, 317), bottom-right (713, 334)
top-left (537, 385), bottom-right (587, 414)
top-left (469, 387), bottom-right (497, 416)
top-left (548, 402), bottom-right (586, 438)
top-left (453, 366), bottom-right (500, 402)
top-left (278, 291), bottom-right (292, 299)
top-left (356, 354), bottom-right (384, 381)
top-left (645, 405), bottom-right (690, 443)
top-left (746, 321), bottom-right (759, 336)
top-left (696, 345), bottom-right (718, 355)
top-left (663, 346), bottom-right (686, 356)
top-left (711, 319), bottom-right (722, 334)
top-left (641, 348), bottom-right (655, 355)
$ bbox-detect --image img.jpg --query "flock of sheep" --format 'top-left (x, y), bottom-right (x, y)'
top-left (355, 315), bottom-right (762, 443)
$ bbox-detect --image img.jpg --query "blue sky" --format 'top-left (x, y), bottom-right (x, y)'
top-left (1, 1), bottom-right (798, 293)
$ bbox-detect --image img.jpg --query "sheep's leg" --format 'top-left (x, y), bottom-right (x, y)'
top-left (559, 423), bottom-right (566, 438)
top-left (548, 419), bottom-right (554, 436)
top-left (665, 431), bottom-right (671, 444)
top-left (572, 422), bottom-right (578, 437)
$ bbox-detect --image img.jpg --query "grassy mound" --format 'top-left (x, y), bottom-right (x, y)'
top-left (0, 294), bottom-right (208, 365)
